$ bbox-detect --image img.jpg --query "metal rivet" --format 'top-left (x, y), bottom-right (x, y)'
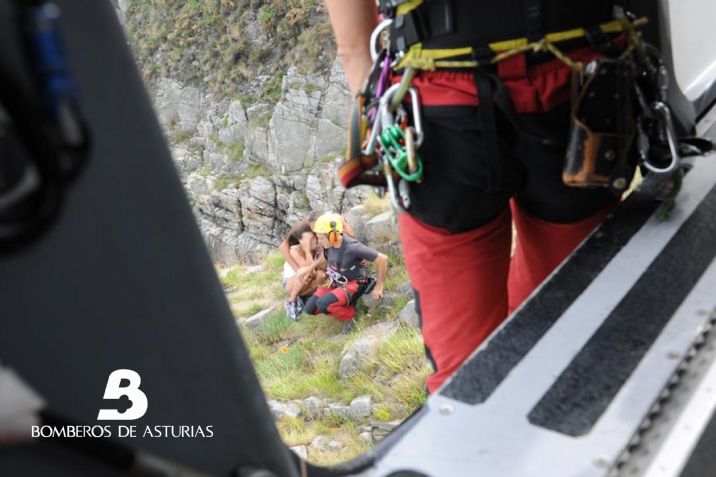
top-left (612, 177), bottom-right (627, 190)
top-left (604, 150), bottom-right (616, 161)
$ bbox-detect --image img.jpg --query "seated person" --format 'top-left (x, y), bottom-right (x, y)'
top-left (282, 222), bottom-right (325, 320)
top-left (278, 211), bottom-right (355, 271)
top-left (303, 213), bottom-right (388, 332)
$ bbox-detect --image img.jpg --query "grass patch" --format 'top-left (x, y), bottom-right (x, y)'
top-left (124, 0), bottom-right (333, 101)
top-left (384, 259), bottom-right (409, 293)
top-left (290, 81), bottom-right (318, 95)
top-left (363, 192), bottom-right (391, 217)
top-left (250, 310), bottom-right (296, 344)
top-left (214, 174), bottom-right (241, 191)
top-left (244, 303), bottom-right (264, 316)
top-left (243, 163), bottom-right (270, 180)
top-left (262, 72), bottom-right (285, 103)
top-left (319, 152), bottom-right (339, 164)
top-left (220, 250), bottom-right (424, 465)
top-left (227, 142), bottom-right (245, 164)
top-left (173, 129), bottom-right (194, 144)
top-left (249, 111), bottom-right (272, 129)
top-left (195, 166), bottom-right (212, 177)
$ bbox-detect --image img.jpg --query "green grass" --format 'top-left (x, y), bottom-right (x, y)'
top-left (227, 142), bottom-right (245, 164)
top-left (319, 152), bottom-right (339, 164)
top-left (290, 81), bottom-right (318, 95)
top-left (243, 163), bottom-right (270, 180)
top-left (363, 192), bottom-right (391, 217)
top-left (195, 166), bottom-right (212, 177)
top-left (214, 174), bottom-right (242, 191)
top-left (249, 112), bottom-right (272, 130)
top-left (258, 5), bottom-right (277, 25)
top-left (173, 129), bottom-right (194, 144)
top-left (124, 0), bottom-right (333, 101)
top-left (219, 247), bottom-right (426, 466)
top-left (384, 259), bottom-right (409, 294)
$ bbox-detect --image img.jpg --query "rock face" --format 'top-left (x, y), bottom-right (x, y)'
top-left (398, 299), bottom-right (420, 328)
top-left (150, 60), bottom-right (373, 264)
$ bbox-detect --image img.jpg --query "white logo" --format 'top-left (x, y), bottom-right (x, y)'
top-left (97, 369), bottom-right (148, 421)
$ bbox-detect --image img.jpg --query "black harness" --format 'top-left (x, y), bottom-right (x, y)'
top-left (383, 0), bottom-right (617, 55)
top-left (326, 240), bottom-right (377, 306)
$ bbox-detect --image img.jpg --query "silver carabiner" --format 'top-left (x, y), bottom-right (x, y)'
top-left (642, 101), bottom-right (681, 174)
top-left (370, 19), bottom-right (393, 62)
top-left (362, 110), bottom-right (383, 156)
top-left (406, 86), bottom-right (424, 147)
top-left (363, 82), bottom-right (403, 155)
top-left (398, 179), bottom-right (411, 210)
top-left (384, 161), bottom-right (407, 215)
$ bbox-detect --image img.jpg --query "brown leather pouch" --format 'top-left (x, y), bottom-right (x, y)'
top-left (563, 58), bottom-right (636, 193)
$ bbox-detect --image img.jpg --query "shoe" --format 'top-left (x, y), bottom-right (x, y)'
top-left (340, 319), bottom-right (355, 334)
top-left (284, 301), bottom-right (299, 321)
top-left (295, 296), bottom-right (304, 315)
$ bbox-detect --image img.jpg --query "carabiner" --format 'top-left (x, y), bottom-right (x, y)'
top-left (370, 19), bottom-right (393, 62)
top-left (363, 82), bottom-right (402, 155)
top-left (398, 179), bottom-right (411, 210)
top-left (389, 67), bottom-right (415, 110)
top-left (383, 160), bottom-right (406, 214)
top-left (642, 101), bottom-right (681, 174)
top-left (406, 87), bottom-right (424, 147)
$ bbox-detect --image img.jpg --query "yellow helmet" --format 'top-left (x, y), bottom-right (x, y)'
top-left (313, 212), bottom-right (343, 235)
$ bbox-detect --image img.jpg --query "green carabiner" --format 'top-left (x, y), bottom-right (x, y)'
top-left (379, 125), bottom-right (423, 182)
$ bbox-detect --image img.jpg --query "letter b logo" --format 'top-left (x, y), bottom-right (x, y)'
top-left (97, 369), bottom-right (148, 420)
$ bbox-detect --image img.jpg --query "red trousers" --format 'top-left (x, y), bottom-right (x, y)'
top-left (388, 41), bottom-right (631, 393)
top-left (310, 281), bottom-right (360, 322)
top-left (400, 200), bottom-right (612, 393)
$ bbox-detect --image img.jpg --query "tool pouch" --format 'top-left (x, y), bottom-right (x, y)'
top-left (563, 58), bottom-right (636, 193)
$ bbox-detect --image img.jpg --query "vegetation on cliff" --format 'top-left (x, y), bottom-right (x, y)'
top-left (123, 0), bottom-right (334, 103)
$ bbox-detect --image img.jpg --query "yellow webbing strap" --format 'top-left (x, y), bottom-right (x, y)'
top-left (394, 17), bottom-right (648, 71)
top-left (395, 0), bottom-right (424, 16)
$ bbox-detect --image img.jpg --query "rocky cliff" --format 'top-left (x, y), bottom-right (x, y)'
top-left (116, 0), bottom-right (370, 263)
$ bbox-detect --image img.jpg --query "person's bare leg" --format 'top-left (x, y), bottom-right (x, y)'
top-left (287, 276), bottom-right (303, 302)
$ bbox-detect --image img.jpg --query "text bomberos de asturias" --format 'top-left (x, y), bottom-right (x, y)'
top-left (32, 425), bottom-right (214, 438)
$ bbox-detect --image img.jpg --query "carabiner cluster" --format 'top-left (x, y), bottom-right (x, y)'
top-left (355, 19), bottom-right (425, 214)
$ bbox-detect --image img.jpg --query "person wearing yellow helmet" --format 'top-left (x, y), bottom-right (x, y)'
top-left (278, 211), bottom-right (355, 276)
top-left (304, 212), bottom-right (388, 332)
top-left (278, 211), bottom-right (357, 321)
